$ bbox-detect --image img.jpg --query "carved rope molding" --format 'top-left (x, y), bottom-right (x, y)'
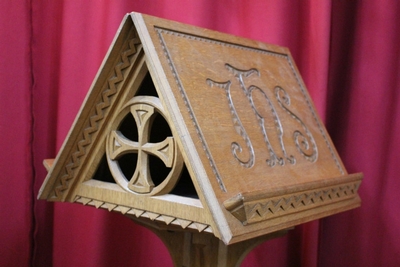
top-left (224, 180), bottom-right (361, 225)
top-left (74, 196), bottom-right (213, 233)
top-left (50, 29), bottom-right (141, 200)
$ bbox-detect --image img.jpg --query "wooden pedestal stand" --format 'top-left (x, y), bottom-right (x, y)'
top-left (134, 217), bottom-right (288, 267)
top-left (38, 13), bottom-right (362, 266)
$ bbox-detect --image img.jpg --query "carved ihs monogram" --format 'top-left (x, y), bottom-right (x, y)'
top-left (207, 63), bottom-right (318, 168)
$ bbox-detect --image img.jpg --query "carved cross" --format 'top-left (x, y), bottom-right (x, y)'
top-left (108, 103), bottom-right (174, 194)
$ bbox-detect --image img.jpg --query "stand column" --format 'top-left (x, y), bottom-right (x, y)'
top-left (136, 218), bottom-right (287, 267)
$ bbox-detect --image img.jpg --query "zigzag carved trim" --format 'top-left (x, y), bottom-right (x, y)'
top-left (51, 31), bottom-right (141, 200)
top-left (225, 180), bottom-right (361, 225)
top-left (74, 196), bottom-right (213, 233)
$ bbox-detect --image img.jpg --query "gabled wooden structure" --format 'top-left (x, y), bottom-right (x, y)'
top-left (39, 12), bottom-right (362, 266)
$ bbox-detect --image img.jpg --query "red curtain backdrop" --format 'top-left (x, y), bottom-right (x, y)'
top-left (1, 1), bottom-right (399, 266)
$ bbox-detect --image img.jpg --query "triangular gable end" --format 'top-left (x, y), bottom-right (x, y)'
top-left (39, 13), bottom-right (362, 245)
top-left (38, 14), bottom-right (221, 240)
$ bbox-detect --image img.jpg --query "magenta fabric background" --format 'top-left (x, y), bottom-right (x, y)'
top-left (1, 1), bottom-right (399, 266)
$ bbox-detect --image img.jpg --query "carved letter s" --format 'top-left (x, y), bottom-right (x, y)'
top-left (275, 86), bottom-right (318, 162)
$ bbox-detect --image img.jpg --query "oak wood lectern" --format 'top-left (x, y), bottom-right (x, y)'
top-left (39, 13), bottom-right (363, 266)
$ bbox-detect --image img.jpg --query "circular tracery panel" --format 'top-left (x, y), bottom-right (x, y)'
top-left (106, 96), bottom-right (183, 196)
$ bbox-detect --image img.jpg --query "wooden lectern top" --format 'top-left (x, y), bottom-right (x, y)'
top-left (39, 13), bottom-right (362, 245)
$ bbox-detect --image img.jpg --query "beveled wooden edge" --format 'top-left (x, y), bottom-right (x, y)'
top-left (224, 173), bottom-right (363, 225)
top-left (137, 13), bottom-right (289, 55)
top-left (237, 173), bottom-right (362, 202)
top-left (43, 159), bottom-right (54, 172)
top-left (131, 12), bottom-right (232, 244)
top-left (229, 194), bottom-right (360, 244)
top-left (37, 14), bottom-right (141, 201)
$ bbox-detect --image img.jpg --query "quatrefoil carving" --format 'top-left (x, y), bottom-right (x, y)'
top-left (106, 96), bottom-right (183, 195)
